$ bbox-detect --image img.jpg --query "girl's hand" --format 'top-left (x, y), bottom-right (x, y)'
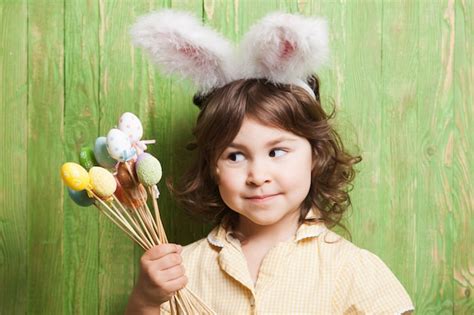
top-left (128, 243), bottom-right (188, 310)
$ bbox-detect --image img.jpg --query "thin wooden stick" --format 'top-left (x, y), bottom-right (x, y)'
top-left (141, 202), bottom-right (162, 244)
top-left (169, 297), bottom-right (176, 315)
top-left (183, 287), bottom-right (215, 312)
top-left (96, 198), bottom-right (154, 249)
top-left (173, 294), bottom-right (186, 314)
top-left (137, 186), bottom-right (160, 233)
top-left (147, 188), bottom-right (168, 243)
top-left (125, 161), bottom-right (139, 186)
top-left (131, 207), bottom-right (155, 246)
top-left (109, 199), bottom-right (153, 247)
top-left (179, 290), bottom-right (198, 313)
top-left (136, 186), bottom-right (166, 244)
top-left (112, 195), bottom-right (149, 241)
top-left (147, 186), bottom-right (161, 229)
top-left (118, 186), bottom-right (159, 246)
top-left (95, 203), bottom-right (148, 250)
top-left (136, 204), bottom-right (160, 245)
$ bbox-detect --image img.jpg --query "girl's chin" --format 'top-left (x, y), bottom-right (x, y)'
top-left (240, 213), bottom-right (283, 227)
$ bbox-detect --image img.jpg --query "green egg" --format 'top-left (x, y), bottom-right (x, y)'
top-left (79, 146), bottom-right (98, 171)
top-left (136, 153), bottom-right (162, 186)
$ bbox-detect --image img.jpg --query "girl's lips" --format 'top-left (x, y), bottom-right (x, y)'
top-left (246, 193), bottom-right (280, 202)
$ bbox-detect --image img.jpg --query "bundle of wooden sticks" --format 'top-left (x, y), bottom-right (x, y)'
top-left (60, 112), bottom-right (215, 314)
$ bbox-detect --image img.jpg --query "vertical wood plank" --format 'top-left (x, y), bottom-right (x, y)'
top-left (454, 0), bottom-right (474, 312)
top-left (136, 0), bottom-right (175, 251)
top-left (317, 0), bottom-right (384, 243)
top-left (415, 0), bottom-right (455, 312)
top-left (0, 1), bottom-right (28, 314)
top-left (27, 0), bottom-right (64, 313)
top-left (203, 0), bottom-right (282, 43)
top-left (378, 0), bottom-right (419, 304)
top-left (98, 0), bottom-right (135, 312)
top-left (164, 0), bottom-right (208, 246)
top-left (97, 0), bottom-right (169, 313)
top-left (64, 0), bottom-right (100, 314)
top-left (127, 0), bottom-right (171, 294)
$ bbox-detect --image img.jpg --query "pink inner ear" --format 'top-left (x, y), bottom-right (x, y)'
top-left (280, 39), bottom-right (296, 60)
top-left (178, 45), bottom-right (199, 58)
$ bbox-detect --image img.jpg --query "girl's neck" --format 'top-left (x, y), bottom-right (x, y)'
top-left (234, 210), bottom-right (300, 246)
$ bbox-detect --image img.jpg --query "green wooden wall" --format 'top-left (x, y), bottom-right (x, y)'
top-left (1, 0), bottom-right (472, 314)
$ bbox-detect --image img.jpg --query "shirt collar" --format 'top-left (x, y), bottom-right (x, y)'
top-left (206, 208), bottom-right (327, 248)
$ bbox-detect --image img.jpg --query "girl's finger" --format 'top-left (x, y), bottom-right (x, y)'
top-left (141, 243), bottom-right (181, 262)
top-left (155, 253), bottom-right (183, 272)
top-left (162, 275), bottom-right (188, 293)
top-left (159, 264), bottom-right (186, 282)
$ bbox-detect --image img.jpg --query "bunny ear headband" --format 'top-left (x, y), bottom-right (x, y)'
top-left (130, 9), bottom-right (329, 100)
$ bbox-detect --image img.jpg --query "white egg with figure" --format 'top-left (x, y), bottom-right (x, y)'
top-left (118, 112), bottom-right (143, 144)
top-left (106, 128), bottom-right (136, 162)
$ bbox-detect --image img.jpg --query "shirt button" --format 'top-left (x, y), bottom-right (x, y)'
top-left (250, 296), bottom-right (255, 307)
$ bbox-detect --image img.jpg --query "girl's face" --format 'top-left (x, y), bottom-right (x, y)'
top-left (215, 116), bottom-right (314, 231)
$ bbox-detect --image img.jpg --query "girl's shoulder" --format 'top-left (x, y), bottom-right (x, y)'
top-left (320, 230), bottom-right (414, 313)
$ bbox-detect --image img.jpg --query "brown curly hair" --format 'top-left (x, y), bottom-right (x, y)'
top-left (166, 75), bottom-right (361, 237)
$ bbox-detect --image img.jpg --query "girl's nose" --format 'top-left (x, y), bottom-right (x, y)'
top-left (246, 160), bottom-right (271, 186)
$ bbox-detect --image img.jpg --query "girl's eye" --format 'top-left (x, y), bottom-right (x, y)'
top-left (269, 148), bottom-right (286, 158)
top-left (227, 152), bottom-right (245, 162)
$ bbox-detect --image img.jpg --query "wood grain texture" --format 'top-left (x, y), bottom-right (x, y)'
top-left (97, 0), bottom-right (140, 313)
top-left (126, 0), bottom-right (171, 297)
top-left (454, 0), bottom-right (474, 313)
top-left (0, 0), bottom-right (472, 313)
top-left (378, 0), bottom-right (419, 307)
top-left (415, 0), bottom-right (455, 312)
top-left (164, 0), bottom-right (209, 246)
top-left (27, 0), bottom-right (64, 314)
top-left (64, 0), bottom-right (100, 314)
top-left (0, 1), bottom-right (28, 314)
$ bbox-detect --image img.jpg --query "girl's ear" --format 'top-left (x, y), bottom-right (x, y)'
top-left (130, 10), bottom-right (236, 94)
top-left (238, 12), bottom-right (329, 84)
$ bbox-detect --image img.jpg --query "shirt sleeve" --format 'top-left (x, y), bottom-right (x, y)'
top-left (333, 248), bottom-right (415, 314)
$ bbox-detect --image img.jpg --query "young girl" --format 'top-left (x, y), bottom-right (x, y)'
top-left (126, 10), bottom-right (414, 314)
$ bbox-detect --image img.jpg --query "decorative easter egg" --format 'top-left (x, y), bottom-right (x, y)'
top-left (61, 162), bottom-right (90, 191)
top-left (67, 188), bottom-right (94, 207)
top-left (116, 161), bottom-right (137, 188)
top-left (79, 146), bottom-right (98, 170)
top-left (115, 180), bottom-right (147, 209)
top-left (106, 128), bottom-right (136, 162)
top-left (94, 137), bottom-right (117, 168)
top-left (136, 153), bottom-right (162, 186)
top-left (89, 166), bottom-right (117, 198)
top-left (118, 112), bottom-right (143, 144)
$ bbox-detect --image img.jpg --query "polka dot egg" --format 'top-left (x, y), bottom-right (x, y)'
top-left (106, 128), bottom-right (136, 162)
top-left (118, 112), bottom-right (143, 144)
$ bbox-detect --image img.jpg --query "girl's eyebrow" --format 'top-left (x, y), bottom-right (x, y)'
top-left (228, 137), bottom-right (298, 149)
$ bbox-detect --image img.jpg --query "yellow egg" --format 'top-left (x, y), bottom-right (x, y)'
top-left (89, 167), bottom-right (117, 198)
top-left (61, 162), bottom-right (90, 191)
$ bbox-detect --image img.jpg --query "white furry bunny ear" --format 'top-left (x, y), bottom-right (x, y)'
top-left (238, 12), bottom-right (329, 84)
top-left (130, 10), bottom-right (236, 94)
